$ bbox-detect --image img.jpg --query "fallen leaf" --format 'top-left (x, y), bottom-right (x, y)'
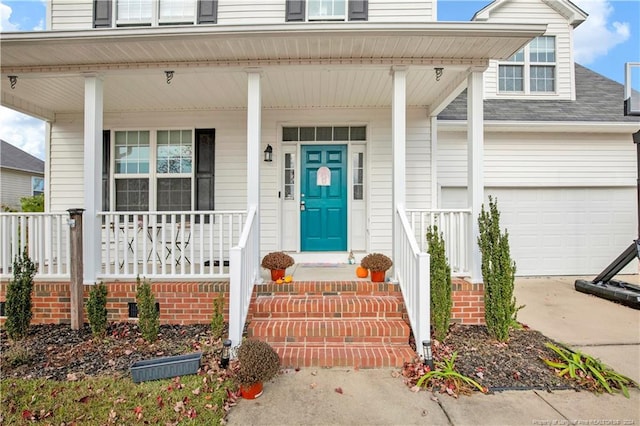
top-left (334, 387), bottom-right (343, 394)
top-left (391, 371), bottom-right (401, 378)
top-left (66, 373), bottom-right (78, 381)
top-left (513, 371), bottom-right (521, 381)
top-left (476, 371), bottom-right (484, 379)
top-left (124, 349), bottom-right (133, 355)
top-left (192, 387), bottom-right (201, 395)
top-left (311, 370), bottom-right (317, 376)
top-left (21, 410), bottom-right (33, 420)
top-left (410, 385), bottom-right (421, 393)
top-left (174, 401), bottom-right (184, 413)
top-left (156, 396), bottom-right (164, 408)
top-left (430, 396), bottom-right (439, 402)
top-left (310, 383), bottom-right (317, 389)
top-left (77, 395), bottom-right (91, 403)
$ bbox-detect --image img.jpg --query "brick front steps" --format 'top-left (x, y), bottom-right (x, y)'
top-left (246, 281), bottom-right (417, 368)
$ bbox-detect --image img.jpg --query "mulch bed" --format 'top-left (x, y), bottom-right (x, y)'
top-left (1, 322), bottom-right (574, 393)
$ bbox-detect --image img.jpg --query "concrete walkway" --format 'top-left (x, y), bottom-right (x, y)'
top-left (227, 275), bottom-right (640, 425)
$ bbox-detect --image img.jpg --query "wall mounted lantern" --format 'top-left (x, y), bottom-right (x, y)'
top-left (264, 144), bottom-right (273, 162)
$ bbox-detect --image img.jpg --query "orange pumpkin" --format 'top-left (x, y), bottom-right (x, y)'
top-left (356, 266), bottom-right (368, 278)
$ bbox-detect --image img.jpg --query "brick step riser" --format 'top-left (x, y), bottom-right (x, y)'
top-left (249, 336), bottom-right (410, 345)
top-left (273, 346), bottom-right (417, 369)
top-left (251, 312), bottom-right (405, 319)
top-left (252, 298), bottom-right (404, 315)
top-left (247, 320), bottom-right (409, 338)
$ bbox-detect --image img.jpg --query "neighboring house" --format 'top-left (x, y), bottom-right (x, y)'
top-left (0, 0), bottom-right (637, 355)
top-left (0, 140), bottom-right (45, 211)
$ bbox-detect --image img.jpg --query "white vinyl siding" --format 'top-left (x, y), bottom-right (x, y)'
top-left (50, 0), bottom-right (93, 30)
top-left (49, 0), bottom-right (435, 29)
top-left (437, 131), bottom-right (635, 188)
top-left (477, 0), bottom-right (575, 101)
top-left (48, 116), bottom-right (84, 213)
top-left (369, 0), bottom-right (434, 22)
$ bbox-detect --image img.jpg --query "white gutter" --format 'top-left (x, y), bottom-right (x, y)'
top-left (0, 22), bottom-right (547, 43)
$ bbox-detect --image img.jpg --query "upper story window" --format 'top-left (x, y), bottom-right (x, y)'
top-left (285, 0), bottom-right (367, 22)
top-left (498, 36), bottom-right (556, 94)
top-left (308, 0), bottom-right (346, 20)
top-left (93, 0), bottom-right (218, 28)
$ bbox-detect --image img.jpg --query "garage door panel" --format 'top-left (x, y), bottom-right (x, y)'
top-left (492, 187), bottom-right (636, 276)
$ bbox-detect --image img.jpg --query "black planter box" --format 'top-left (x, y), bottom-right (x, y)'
top-left (130, 352), bottom-right (202, 383)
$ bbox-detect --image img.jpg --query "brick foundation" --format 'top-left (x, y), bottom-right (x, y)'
top-left (0, 280), bottom-right (230, 326)
top-left (0, 279), bottom-right (484, 326)
top-left (451, 278), bottom-right (485, 325)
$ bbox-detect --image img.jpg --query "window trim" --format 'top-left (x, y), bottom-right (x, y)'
top-left (109, 128), bottom-right (195, 212)
top-left (497, 35), bottom-right (557, 95)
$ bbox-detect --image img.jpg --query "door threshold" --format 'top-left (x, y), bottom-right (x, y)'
top-left (290, 252), bottom-right (365, 264)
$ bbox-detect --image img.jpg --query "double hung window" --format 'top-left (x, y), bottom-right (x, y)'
top-left (107, 128), bottom-right (214, 213)
top-left (498, 36), bottom-right (556, 94)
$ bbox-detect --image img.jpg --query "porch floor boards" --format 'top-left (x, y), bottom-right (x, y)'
top-left (247, 280), bottom-right (417, 369)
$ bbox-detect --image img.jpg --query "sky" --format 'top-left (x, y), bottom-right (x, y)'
top-left (0, 0), bottom-right (638, 160)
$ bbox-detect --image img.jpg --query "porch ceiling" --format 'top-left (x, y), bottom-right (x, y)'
top-left (0, 22), bottom-right (546, 119)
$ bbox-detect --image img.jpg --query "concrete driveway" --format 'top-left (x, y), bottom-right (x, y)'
top-left (514, 275), bottom-right (640, 383)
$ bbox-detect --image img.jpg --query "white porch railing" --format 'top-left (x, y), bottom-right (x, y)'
top-left (98, 210), bottom-right (247, 279)
top-left (395, 205), bottom-right (430, 351)
top-left (228, 205), bottom-right (259, 347)
top-left (0, 212), bottom-right (71, 279)
top-left (406, 209), bottom-right (471, 277)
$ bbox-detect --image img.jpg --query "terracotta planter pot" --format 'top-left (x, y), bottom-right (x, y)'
top-left (371, 270), bottom-right (386, 282)
top-left (240, 381), bottom-right (264, 399)
top-left (270, 269), bottom-right (285, 281)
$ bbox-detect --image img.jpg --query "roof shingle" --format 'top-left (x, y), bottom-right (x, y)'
top-left (438, 64), bottom-right (639, 123)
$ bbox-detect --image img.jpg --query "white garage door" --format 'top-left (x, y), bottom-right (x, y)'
top-left (443, 187), bottom-right (637, 276)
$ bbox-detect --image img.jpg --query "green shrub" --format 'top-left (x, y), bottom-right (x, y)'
top-left (136, 277), bottom-right (159, 343)
top-left (87, 282), bottom-right (109, 338)
top-left (20, 194), bottom-right (44, 212)
top-left (211, 294), bottom-right (225, 338)
top-left (5, 248), bottom-right (36, 340)
top-left (477, 196), bottom-right (520, 342)
top-left (427, 225), bottom-right (452, 342)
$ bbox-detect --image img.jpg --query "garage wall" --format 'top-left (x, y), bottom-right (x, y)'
top-left (438, 130), bottom-right (637, 276)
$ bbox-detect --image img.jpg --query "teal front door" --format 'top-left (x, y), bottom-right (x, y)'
top-left (300, 145), bottom-right (347, 251)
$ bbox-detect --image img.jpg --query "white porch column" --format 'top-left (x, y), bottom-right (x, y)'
top-left (83, 75), bottom-right (103, 284)
top-left (467, 70), bottom-right (484, 283)
top-left (247, 69), bottom-right (262, 277)
top-left (392, 66), bottom-right (407, 276)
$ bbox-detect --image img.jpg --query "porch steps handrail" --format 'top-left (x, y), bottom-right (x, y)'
top-left (405, 208), bottom-right (471, 277)
top-left (228, 205), bottom-right (259, 348)
top-left (395, 205), bottom-right (430, 354)
top-left (0, 212), bottom-right (71, 279)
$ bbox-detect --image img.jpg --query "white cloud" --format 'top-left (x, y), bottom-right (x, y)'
top-left (0, 2), bottom-right (19, 31)
top-left (0, 107), bottom-right (45, 160)
top-left (573, 0), bottom-right (630, 64)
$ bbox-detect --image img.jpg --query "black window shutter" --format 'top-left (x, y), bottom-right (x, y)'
top-left (195, 129), bottom-right (215, 212)
top-left (348, 0), bottom-right (368, 21)
top-left (197, 0), bottom-right (218, 24)
top-left (93, 0), bottom-right (112, 28)
top-left (285, 0), bottom-right (305, 22)
top-left (102, 130), bottom-right (110, 211)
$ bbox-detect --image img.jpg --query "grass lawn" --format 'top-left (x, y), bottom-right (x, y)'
top-left (1, 373), bottom-right (235, 425)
